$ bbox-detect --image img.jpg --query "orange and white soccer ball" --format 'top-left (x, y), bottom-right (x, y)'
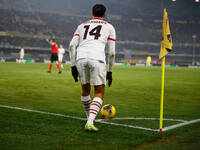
top-left (100, 104), bottom-right (116, 119)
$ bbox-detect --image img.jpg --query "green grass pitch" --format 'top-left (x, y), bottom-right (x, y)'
top-left (0, 62), bottom-right (200, 150)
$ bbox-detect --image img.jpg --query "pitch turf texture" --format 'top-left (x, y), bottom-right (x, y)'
top-left (0, 63), bottom-right (199, 150)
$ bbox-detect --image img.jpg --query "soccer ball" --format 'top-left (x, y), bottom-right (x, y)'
top-left (100, 104), bottom-right (116, 119)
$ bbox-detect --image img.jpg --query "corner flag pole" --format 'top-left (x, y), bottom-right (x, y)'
top-left (159, 8), bottom-right (172, 132)
top-left (159, 56), bottom-right (165, 132)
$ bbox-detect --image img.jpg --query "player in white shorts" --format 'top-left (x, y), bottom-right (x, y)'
top-left (58, 44), bottom-right (65, 69)
top-left (69, 4), bottom-right (116, 131)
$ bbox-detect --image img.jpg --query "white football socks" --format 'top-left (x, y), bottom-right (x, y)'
top-left (81, 95), bottom-right (91, 118)
top-left (87, 97), bottom-right (103, 124)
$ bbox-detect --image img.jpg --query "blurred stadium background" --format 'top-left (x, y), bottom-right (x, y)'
top-left (0, 0), bottom-right (199, 66)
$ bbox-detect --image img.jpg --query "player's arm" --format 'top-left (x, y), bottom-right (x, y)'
top-left (46, 38), bottom-right (53, 46)
top-left (69, 36), bottom-right (79, 66)
top-left (69, 28), bottom-right (80, 82)
top-left (106, 26), bottom-right (116, 87)
top-left (108, 40), bottom-right (115, 72)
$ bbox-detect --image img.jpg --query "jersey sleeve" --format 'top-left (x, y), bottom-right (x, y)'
top-left (108, 25), bottom-right (116, 41)
top-left (70, 25), bottom-right (80, 47)
top-left (69, 26), bottom-right (81, 66)
top-left (73, 25), bottom-right (81, 37)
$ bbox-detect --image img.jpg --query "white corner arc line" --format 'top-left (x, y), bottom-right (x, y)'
top-left (97, 117), bottom-right (186, 122)
top-left (162, 119), bottom-right (200, 132)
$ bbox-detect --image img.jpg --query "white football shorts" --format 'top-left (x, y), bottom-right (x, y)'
top-left (77, 58), bottom-right (106, 86)
top-left (58, 55), bottom-right (63, 62)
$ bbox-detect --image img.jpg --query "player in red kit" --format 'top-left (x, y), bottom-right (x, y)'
top-left (46, 38), bottom-right (62, 73)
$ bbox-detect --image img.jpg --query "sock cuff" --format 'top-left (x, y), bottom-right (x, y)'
top-left (93, 97), bottom-right (103, 105)
top-left (81, 95), bottom-right (91, 102)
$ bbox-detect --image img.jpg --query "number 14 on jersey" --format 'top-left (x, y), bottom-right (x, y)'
top-left (83, 25), bottom-right (102, 40)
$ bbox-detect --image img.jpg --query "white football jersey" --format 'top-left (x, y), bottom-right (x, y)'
top-left (58, 48), bottom-right (65, 55)
top-left (73, 17), bottom-right (116, 62)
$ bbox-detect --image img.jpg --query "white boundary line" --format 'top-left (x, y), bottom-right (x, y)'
top-left (162, 119), bottom-right (200, 132)
top-left (0, 104), bottom-right (200, 132)
top-left (0, 105), bottom-right (87, 121)
top-left (96, 119), bottom-right (159, 132)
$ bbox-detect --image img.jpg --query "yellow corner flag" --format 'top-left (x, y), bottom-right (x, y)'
top-left (159, 8), bottom-right (173, 59)
top-left (159, 8), bottom-right (173, 132)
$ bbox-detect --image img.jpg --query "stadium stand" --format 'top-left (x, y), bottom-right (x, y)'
top-left (0, 0), bottom-right (199, 65)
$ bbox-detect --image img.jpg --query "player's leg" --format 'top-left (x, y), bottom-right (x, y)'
top-left (49, 61), bottom-right (53, 73)
top-left (94, 85), bottom-right (104, 99)
top-left (58, 55), bottom-right (61, 68)
top-left (85, 60), bottom-right (106, 131)
top-left (56, 61), bottom-right (62, 73)
top-left (20, 56), bottom-right (22, 63)
top-left (81, 83), bottom-right (91, 118)
top-left (20, 55), bottom-right (24, 64)
top-left (59, 61), bottom-right (63, 69)
top-left (87, 85), bottom-right (104, 123)
top-left (77, 59), bottom-right (91, 118)
top-left (59, 55), bottom-right (64, 69)
top-left (55, 54), bottom-right (61, 73)
top-left (85, 85), bottom-right (104, 131)
top-left (22, 56), bottom-right (25, 64)
top-left (49, 54), bottom-right (53, 73)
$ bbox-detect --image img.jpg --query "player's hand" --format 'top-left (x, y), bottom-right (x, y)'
top-left (106, 72), bottom-right (112, 87)
top-left (71, 66), bottom-right (78, 82)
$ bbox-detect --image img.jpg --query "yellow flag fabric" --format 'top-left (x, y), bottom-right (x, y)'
top-left (159, 8), bottom-right (173, 59)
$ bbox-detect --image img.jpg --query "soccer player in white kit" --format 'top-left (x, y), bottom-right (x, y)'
top-left (58, 44), bottom-right (65, 69)
top-left (69, 4), bottom-right (116, 131)
top-left (19, 47), bottom-right (24, 63)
